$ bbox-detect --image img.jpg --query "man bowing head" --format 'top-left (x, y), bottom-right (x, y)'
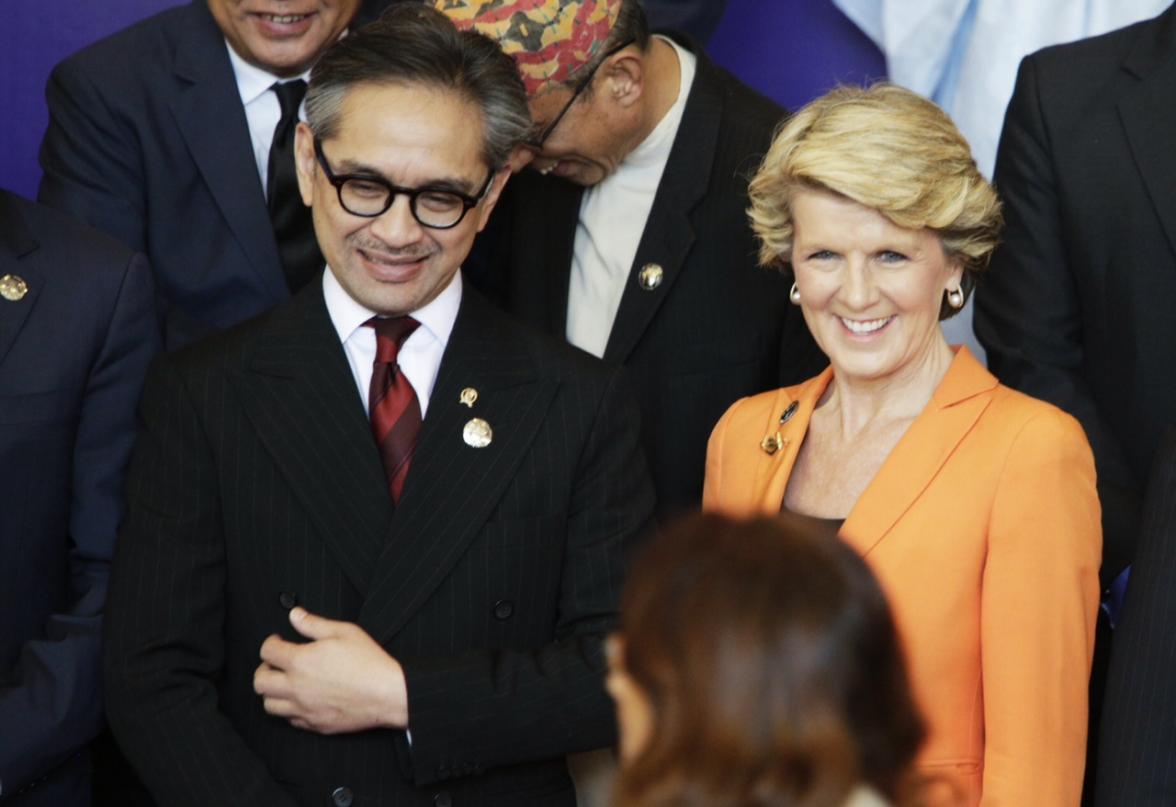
top-left (103, 7), bottom-right (654, 806)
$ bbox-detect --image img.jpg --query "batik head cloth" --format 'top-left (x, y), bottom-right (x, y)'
top-left (434, 0), bottom-right (623, 96)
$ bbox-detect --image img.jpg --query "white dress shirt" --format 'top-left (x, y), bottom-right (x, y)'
top-left (565, 36), bottom-right (697, 358)
top-left (322, 268), bottom-right (462, 418)
top-left (225, 42), bottom-right (311, 198)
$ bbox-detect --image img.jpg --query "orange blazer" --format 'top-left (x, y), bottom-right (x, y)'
top-left (704, 348), bottom-right (1101, 806)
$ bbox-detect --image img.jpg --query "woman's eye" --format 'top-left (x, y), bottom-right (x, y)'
top-left (878, 250), bottom-right (907, 263)
top-left (808, 249), bottom-right (836, 260)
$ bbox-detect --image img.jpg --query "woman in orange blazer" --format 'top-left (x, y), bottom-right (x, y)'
top-left (704, 84), bottom-right (1101, 806)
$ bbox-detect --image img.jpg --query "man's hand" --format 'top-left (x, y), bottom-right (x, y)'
top-left (254, 607), bottom-right (408, 734)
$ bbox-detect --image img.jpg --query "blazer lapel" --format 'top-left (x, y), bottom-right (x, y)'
top-left (0, 196), bottom-right (43, 366)
top-left (359, 288), bottom-right (558, 645)
top-left (603, 39), bottom-right (717, 364)
top-left (1119, 6), bottom-right (1176, 262)
top-left (233, 285), bottom-right (391, 595)
top-left (842, 348), bottom-right (998, 557)
top-left (166, 1), bottom-right (287, 300)
top-left (745, 371), bottom-right (833, 515)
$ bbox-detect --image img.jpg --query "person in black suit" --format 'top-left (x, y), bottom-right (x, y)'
top-left (1096, 427), bottom-right (1176, 805)
top-left (38, 0), bottom-right (372, 349)
top-left (975, 4), bottom-right (1176, 589)
top-left (438, 0), bottom-right (824, 521)
top-left (0, 190), bottom-right (159, 805)
top-left (103, 8), bottom-right (654, 806)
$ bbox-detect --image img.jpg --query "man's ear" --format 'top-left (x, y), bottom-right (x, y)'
top-left (294, 122), bottom-right (317, 206)
top-left (602, 51), bottom-right (644, 108)
top-left (475, 163), bottom-right (515, 232)
top-left (505, 144), bottom-right (535, 174)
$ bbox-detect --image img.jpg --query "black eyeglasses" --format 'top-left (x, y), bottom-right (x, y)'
top-left (524, 38), bottom-right (636, 150)
top-left (313, 138), bottom-right (495, 229)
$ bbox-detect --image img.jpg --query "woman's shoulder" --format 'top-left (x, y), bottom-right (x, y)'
top-left (984, 382), bottom-right (1090, 446)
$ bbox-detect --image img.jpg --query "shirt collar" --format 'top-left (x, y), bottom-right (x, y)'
top-left (224, 39), bottom-right (311, 107)
top-left (322, 268), bottom-right (463, 349)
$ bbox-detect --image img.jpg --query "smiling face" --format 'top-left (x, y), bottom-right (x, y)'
top-left (207, 0), bottom-right (361, 77)
top-left (789, 187), bottom-right (963, 385)
top-left (295, 81), bottom-right (508, 316)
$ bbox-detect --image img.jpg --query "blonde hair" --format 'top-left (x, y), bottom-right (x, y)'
top-left (747, 83), bottom-right (1002, 318)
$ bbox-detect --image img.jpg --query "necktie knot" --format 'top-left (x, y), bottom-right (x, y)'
top-left (366, 316), bottom-right (420, 364)
top-left (272, 79), bottom-right (307, 121)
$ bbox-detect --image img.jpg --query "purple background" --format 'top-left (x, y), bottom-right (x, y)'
top-left (0, 0), bottom-right (885, 200)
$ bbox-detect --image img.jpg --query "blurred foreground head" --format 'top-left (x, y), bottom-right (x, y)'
top-left (608, 512), bottom-right (925, 807)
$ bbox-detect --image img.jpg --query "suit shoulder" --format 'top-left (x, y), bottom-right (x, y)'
top-left (1023, 11), bottom-right (1164, 91)
top-left (52, 4), bottom-right (189, 81)
top-left (2, 192), bottom-right (138, 279)
top-left (699, 57), bottom-right (786, 142)
top-left (985, 383), bottom-right (1092, 454)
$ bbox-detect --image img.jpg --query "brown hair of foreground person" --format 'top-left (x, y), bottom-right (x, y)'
top-left (608, 513), bottom-right (925, 807)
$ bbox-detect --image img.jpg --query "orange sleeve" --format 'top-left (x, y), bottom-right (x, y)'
top-left (979, 408), bottom-right (1102, 805)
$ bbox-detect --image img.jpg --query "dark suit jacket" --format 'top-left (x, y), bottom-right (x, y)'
top-left (1095, 426), bottom-right (1176, 805)
top-left (975, 6), bottom-right (1176, 585)
top-left (103, 279), bottom-right (654, 807)
top-left (486, 35), bottom-right (823, 520)
top-left (0, 190), bottom-right (159, 805)
top-left (38, 0), bottom-right (290, 350)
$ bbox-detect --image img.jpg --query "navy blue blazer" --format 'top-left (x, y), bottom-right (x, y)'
top-left (0, 190), bottom-right (159, 804)
top-left (38, 0), bottom-right (289, 350)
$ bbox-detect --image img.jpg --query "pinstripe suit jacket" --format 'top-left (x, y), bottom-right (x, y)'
top-left (103, 279), bottom-right (654, 807)
top-left (1095, 427), bottom-right (1176, 805)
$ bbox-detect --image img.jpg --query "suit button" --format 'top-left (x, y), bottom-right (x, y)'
top-left (434, 793), bottom-right (453, 807)
top-left (331, 786), bottom-right (354, 807)
top-left (493, 600), bottom-right (514, 620)
top-left (279, 591), bottom-right (297, 610)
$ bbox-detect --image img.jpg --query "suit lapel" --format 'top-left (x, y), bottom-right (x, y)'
top-left (359, 289), bottom-right (557, 645)
top-left (746, 373), bottom-right (831, 515)
top-left (603, 39), bottom-right (718, 364)
top-left (0, 195), bottom-right (44, 366)
top-left (841, 349), bottom-right (998, 557)
top-left (1119, 7), bottom-right (1176, 263)
top-left (233, 285), bottom-right (391, 595)
top-left (166, 1), bottom-right (287, 300)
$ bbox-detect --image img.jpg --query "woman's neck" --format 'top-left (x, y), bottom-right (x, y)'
top-left (820, 335), bottom-right (956, 440)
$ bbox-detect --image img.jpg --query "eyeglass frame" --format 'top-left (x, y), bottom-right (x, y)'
top-left (523, 38), bottom-right (637, 150)
top-left (313, 137), bottom-right (495, 230)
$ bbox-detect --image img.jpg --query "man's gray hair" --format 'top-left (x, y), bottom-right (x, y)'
top-left (305, 5), bottom-right (530, 169)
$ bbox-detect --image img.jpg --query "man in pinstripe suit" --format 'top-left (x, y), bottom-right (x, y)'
top-left (103, 8), bottom-right (654, 807)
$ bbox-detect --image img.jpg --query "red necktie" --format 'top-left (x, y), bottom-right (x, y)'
top-left (366, 316), bottom-right (421, 503)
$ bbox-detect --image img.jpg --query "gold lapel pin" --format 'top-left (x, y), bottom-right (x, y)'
top-left (459, 387), bottom-right (478, 408)
top-left (637, 263), bottom-right (664, 291)
top-left (760, 433), bottom-right (787, 455)
top-left (463, 417), bottom-right (493, 448)
top-left (0, 274), bottom-right (29, 302)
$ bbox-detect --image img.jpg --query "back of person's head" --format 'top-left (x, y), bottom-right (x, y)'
top-left (609, 512), bottom-right (925, 807)
top-left (305, 4), bottom-right (531, 169)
